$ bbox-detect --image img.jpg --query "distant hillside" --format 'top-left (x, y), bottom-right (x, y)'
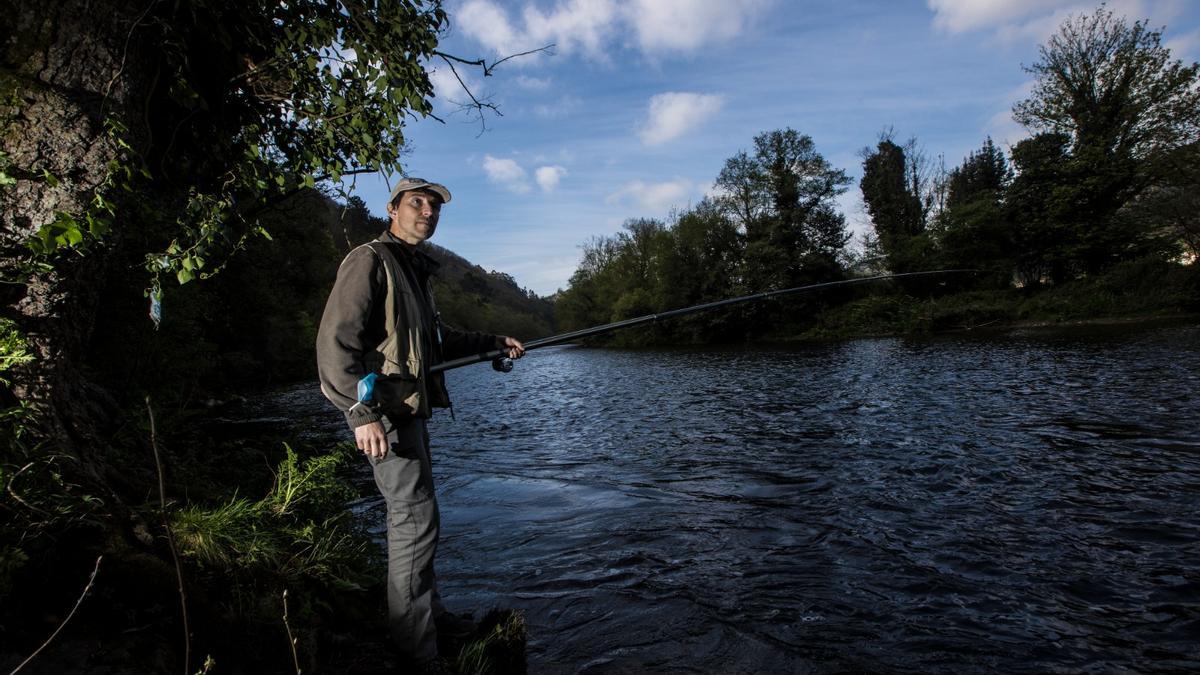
top-left (324, 193), bottom-right (556, 341)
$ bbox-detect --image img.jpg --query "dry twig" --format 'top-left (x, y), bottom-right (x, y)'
top-left (146, 396), bottom-right (191, 675)
top-left (9, 556), bottom-right (103, 674)
top-left (430, 44), bottom-right (556, 133)
top-left (282, 589), bottom-right (302, 674)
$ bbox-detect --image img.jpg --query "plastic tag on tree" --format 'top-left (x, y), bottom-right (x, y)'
top-left (149, 288), bottom-right (162, 329)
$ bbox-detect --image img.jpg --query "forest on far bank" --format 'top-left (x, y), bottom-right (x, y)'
top-left (553, 8), bottom-right (1200, 345)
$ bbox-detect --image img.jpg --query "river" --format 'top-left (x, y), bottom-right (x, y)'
top-left (254, 322), bottom-right (1200, 673)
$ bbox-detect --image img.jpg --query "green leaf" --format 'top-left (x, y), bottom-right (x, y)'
top-left (177, 267), bottom-right (195, 284)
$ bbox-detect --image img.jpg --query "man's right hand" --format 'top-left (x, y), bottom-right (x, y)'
top-left (355, 420), bottom-right (388, 460)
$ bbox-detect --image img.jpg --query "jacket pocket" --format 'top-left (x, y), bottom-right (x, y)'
top-left (374, 374), bottom-right (420, 419)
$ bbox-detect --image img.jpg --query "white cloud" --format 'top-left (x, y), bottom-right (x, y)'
top-left (456, 0), bottom-right (620, 60)
top-left (639, 92), bottom-right (724, 146)
top-left (456, 0), bottom-right (524, 55)
top-left (503, 256), bottom-right (584, 295)
top-left (522, 0), bottom-right (621, 60)
top-left (626, 0), bottom-right (770, 53)
top-left (455, 0), bottom-right (768, 60)
top-left (515, 75), bottom-right (552, 90)
top-left (1165, 27), bottom-right (1200, 61)
top-left (429, 66), bottom-right (467, 100)
top-left (983, 80), bottom-right (1036, 150)
top-left (482, 155), bottom-right (531, 193)
top-left (533, 95), bottom-right (582, 118)
top-left (535, 165), bottom-right (568, 191)
top-left (704, 180), bottom-right (729, 201)
top-left (984, 108), bottom-right (1032, 151)
top-left (928, 0), bottom-right (1190, 44)
top-left (928, 0), bottom-right (1065, 34)
top-left (607, 179), bottom-right (693, 212)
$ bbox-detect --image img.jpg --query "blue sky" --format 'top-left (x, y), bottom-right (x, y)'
top-left (349, 0), bottom-right (1200, 296)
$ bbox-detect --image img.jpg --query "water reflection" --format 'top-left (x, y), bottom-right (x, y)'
top-left (257, 324), bottom-right (1200, 672)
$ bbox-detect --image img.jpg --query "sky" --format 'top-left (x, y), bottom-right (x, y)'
top-left (347, 0), bottom-right (1200, 296)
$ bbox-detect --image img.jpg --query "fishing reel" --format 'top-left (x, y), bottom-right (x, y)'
top-left (491, 356), bottom-right (514, 373)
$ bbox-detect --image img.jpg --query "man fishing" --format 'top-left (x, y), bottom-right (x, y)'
top-left (315, 177), bottom-right (525, 668)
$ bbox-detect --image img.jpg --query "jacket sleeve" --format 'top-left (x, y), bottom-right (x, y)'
top-left (440, 326), bottom-right (505, 361)
top-left (316, 247), bottom-right (384, 431)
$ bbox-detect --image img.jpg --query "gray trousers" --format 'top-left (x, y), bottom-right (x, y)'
top-left (370, 416), bottom-right (445, 662)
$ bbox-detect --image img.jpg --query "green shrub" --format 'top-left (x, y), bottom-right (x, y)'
top-left (926, 290), bottom-right (1018, 331)
top-left (170, 444), bottom-right (371, 589)
top-left (801, 293), bottom-right (926, 339)
top-left (1017, 256), bottom-right (1198, 321)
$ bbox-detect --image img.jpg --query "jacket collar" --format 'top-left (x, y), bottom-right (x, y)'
top-left (377, 230), bottom-right (441, 275)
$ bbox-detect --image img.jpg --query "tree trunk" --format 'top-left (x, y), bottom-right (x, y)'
top-left (1, 0), bottom-right (152, 463)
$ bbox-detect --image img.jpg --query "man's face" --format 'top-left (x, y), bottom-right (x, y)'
top-left (387, 189), bottom-right (442, 244)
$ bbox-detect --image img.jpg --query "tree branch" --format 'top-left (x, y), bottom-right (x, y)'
top-left (433, 44), bottom-right (555, 77)
top-left (429, 44), bottom-right (555, 133)
top-left (434, 54), bottom-right (501, 134)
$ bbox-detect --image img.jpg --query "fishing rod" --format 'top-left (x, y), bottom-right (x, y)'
top-left (431, 269), bottom-right (977, 374)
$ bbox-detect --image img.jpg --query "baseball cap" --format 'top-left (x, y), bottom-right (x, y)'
top-left (388, 177), bottom-right (452, 204)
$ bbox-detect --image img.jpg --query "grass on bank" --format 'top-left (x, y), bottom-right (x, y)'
top-left (170, 444), bottom-right (372, 590)
top-left (801, 257), bottom-right (1199, 340)
top-left (455, 610), bottom-right (528, 674)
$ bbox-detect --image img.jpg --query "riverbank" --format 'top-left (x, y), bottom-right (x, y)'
top-left (794, 257), bottom-right (1199, 342)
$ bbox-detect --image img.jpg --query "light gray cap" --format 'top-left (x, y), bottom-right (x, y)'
top-left (388, 177), bottom-right (452, 204)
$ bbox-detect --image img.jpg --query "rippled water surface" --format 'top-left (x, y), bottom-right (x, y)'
top-left (259, 324), bottom-right (1200, 673)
